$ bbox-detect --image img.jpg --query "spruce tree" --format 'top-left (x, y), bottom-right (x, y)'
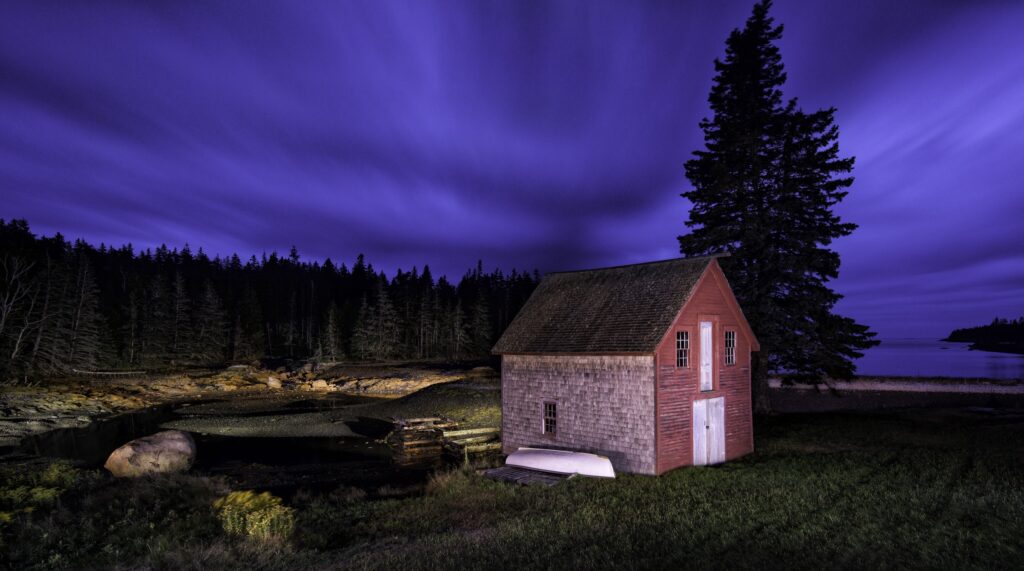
top-left (351, 295), bottom-right (373, 360)
top-left (470, 292), bottom-right (492, 356)
top-left (0, 218), bottom-right (540, 378)
top-left (169, 271), bottom-right (192, 361)
top-left (449, 300), bottom-right (469, 360)
top-left (680, 0), bottom-right (877, 411)
top-left (122, 289), bottom-right (142, 365)
top-left (418, 289), bottom-right (435, 359)
top-left (64, 254), bottom-right (105, 370)
top-left (231, 286), bottom-right (264, 362)
top-left (321, 302), bottom-right (342, 362)
top-left (372, 280), bottom-right (399, 360)
top-left (194, 280), bottom-right (228, 363)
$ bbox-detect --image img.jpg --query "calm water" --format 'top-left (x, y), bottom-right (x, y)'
top-left (855, 338), bottom-right (1024, 379)
top-left (16, 396), bottom-right (442, 493)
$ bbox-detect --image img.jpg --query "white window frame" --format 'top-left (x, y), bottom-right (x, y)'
top-left (725, 330), bottom-right (736, 366)
top-left (676, 330), bottom-right (689, 368)
top-left (543, 401), bottom-right (557, 435)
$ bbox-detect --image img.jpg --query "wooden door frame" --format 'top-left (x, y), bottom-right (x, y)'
top-left (693, 396), bottom-right (726, 466)
top-left (697, 314), bottom-right (720, 392)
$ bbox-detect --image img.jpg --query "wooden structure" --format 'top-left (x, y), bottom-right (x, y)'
top-left (492, 256), bottom-right (759, 475)
top-left (484, 466), bottom-right (574, 486)
top-left (386, 417), bottom-right (501, 465)
top-left (442, 427), bottom-right (502, 458)
top-left (386, 417), bottom-right (452, 465)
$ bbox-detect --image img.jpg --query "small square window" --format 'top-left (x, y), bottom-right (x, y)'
top-left (543, 402), bottom-right (557, 434)
top-left (676, 331), bottom-right (689, 368)
top-left (725, 330), bottom-right (736, 366)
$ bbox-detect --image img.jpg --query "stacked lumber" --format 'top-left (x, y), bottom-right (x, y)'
top-left (385, 417), bottom-right (503, 465)
top-left (442, 427), bottom-right (502, 457)
top-left (386, 416), bottom-right (455, 465)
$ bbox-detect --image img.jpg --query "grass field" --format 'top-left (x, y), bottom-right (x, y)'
top-left (3, 405), bottom-right (1023, 569)
top-left (353, 377), bottom-right (502, 428)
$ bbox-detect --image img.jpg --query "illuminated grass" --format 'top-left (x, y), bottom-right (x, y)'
top-left (354, 378), bottom-right (501, 428)
top-left (3, 409), bottom-right (1023, 569)
top-left (339, 410), bottom-right (1024, 569)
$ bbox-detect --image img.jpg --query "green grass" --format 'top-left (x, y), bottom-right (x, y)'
top-left (3, 408), bottom-right (1023, 569)
top-left (337, 410), bottom-right (1024, 570)
top-left (355, 378), bottom-right (501, 428)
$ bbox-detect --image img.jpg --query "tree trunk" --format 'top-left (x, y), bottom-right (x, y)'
top-left (751, 350), bottom-right (773, 415)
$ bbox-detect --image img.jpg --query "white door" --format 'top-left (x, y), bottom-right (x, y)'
top-left (699, 321), bottom-right (713, 391)
top-left (708, 397), bottom-right (726, 464)
top-left (692, 399), bottom-right (708, 465)
top-left (693, 397), bottom-right (726, 466)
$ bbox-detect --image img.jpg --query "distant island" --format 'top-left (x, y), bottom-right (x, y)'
top-left (944, 317), bottom-right (1024, 354)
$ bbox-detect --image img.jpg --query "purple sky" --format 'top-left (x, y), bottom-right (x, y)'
top-left (1, 1), bottom-right (1022, 338)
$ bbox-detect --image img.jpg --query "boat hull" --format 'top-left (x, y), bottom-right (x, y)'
top-left (505, 447), bottom-right (616, 478)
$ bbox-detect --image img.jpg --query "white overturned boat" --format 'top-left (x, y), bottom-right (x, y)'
top-left (505, 447), bottom-right (616, 479)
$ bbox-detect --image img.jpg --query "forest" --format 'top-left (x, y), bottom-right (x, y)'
top-left (0, 219), bottom-right (538, 382)
top-left (944, 317), bottom-right (1024, 354)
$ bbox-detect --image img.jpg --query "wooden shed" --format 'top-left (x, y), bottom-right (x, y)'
top-left (492, 256), bottom-right (759, 475)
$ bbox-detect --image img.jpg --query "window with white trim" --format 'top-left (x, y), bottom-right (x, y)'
top-left (676, 331), bottom-right (689, 368)
top-left (725, 330), bottom-right (736, 366)
top-left (543, 402), bottom-right (557, 435)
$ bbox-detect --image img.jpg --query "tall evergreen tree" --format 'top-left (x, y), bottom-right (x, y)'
top-left (0, 217), bottom-right (537, 381)
top-left (169, 271), bottom-right (192, 361)
top-left (470, 292), bottom-right (492, 356)
top-left (194, 280), bottom-right (228, 363)
top-left (321, 302), bottom-right (343, 362)
top-left (353, 279), bottom-right (400, 361)
top-left (449, 299), bottom-right (470, 360)
top-left (27, 253), bottom-right (66, 377)
top-left (679, 0), bottom-right (877, 411)
top-left (142, 274), bottom-right (172, 365)
top-left (231, 286), bottom-right (264, 361)
top-left (371, 279), bottom-right (399, 360)
top-left (122, 288), bottom-right (142, 365)
top-left (63, 254), bottom-right (105, 370)
top-left (351, 295), bottom-right (373, 360)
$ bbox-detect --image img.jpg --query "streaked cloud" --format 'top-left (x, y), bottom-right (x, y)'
top-left (1, 0), bottom-right (1020, 337)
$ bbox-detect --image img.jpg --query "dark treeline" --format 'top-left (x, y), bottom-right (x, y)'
top-left (0, 219), bottom-right (538, 381)
top-left (945, 317), bottom-right (1024, 354)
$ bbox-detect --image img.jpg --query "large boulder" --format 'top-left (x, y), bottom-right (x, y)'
top-left (104, 430), bottom-right (196, 477)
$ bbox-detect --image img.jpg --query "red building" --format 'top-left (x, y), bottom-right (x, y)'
top-left (493, 256), bottom-right (759, 475)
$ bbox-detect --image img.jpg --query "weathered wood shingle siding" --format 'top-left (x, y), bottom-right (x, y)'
top-left (654, 264), bottom-right (754, 473)
top-left (501, 354), bottom-right (656, 474)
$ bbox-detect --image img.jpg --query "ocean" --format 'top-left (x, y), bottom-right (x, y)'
top-left (854, 338), bottom-right (1024, 380)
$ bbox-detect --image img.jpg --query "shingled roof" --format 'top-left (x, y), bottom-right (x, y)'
top-left (492, 256), bottom-right (717, 355)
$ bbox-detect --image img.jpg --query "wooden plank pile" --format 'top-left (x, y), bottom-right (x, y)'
top-left (386, 416), bottom-right (456, 465)
top-left (442, 427), bottom-right (502, 458)
top-left (386, 417), bottom-right (501, 465)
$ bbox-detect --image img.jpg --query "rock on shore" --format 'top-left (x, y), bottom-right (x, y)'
top-left (104, 430), bottom-right (197, 477)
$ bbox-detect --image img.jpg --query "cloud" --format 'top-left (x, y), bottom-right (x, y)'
top-left (0, 0), bottom-right (1021, 337)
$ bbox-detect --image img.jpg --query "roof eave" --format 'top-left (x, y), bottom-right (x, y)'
top-left (493, 350), bottom-right (655, 357)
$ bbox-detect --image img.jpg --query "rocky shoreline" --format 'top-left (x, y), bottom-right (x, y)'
top-left (0, 364), bottom-right (488, 448)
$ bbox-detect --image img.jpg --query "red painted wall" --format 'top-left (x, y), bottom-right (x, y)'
top-left (654, 262), bottom-right (755, 474)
